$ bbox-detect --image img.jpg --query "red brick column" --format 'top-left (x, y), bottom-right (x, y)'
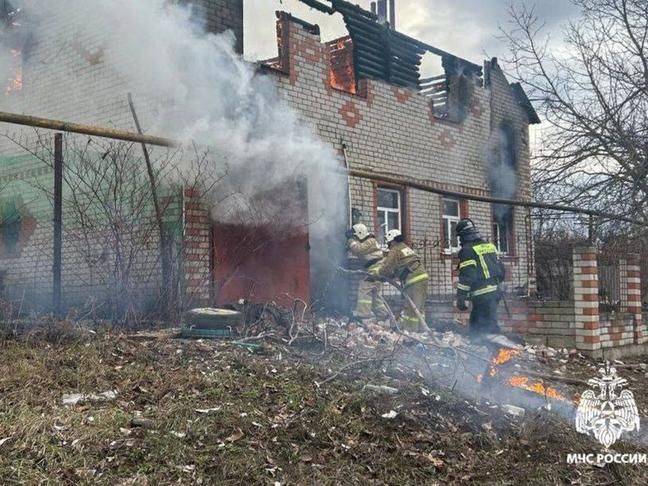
top-left (620, 254), bottom-right (646, 344)
top-left (183, 188), bottom-right (211, 307)
top-left (572, 246), bottom-right (601, 353)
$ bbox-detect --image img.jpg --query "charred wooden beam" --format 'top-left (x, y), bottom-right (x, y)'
top-left (299, 0), bottom-right (335, 14)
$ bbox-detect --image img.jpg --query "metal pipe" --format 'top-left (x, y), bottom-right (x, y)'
top-left (389, 0), bottom-right (396, 30)
top-left (0, 111), bottom-right (177, 147)
top-left (347, 168), bottom-right (644, 227)
top-left (0, 110), bottom-right (641, 227)
top-left (53, 133), bottom-right (63, 316)
top-left (377, 0), bottom-right (387, 21)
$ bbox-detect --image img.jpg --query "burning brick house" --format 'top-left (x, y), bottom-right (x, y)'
top-left (0, 0), bottom-right (646, 356)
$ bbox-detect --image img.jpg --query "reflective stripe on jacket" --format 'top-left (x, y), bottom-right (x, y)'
top-left (377, 241), bottom-right (429, 286)
top-left (457, 240), bottom-right (504, 299)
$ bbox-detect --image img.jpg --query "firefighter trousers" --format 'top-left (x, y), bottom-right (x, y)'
top-left (401, 278), bottom-right (429, 332)
top-left (469, 293), bottom-right (501, 335)
top-left (355, 277), bottom-right (390, 320)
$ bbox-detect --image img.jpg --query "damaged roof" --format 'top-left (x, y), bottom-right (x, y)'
top-left (299, 0), bottom-right (482, 90)
top-left (510, 82), bottom-right (541, 125)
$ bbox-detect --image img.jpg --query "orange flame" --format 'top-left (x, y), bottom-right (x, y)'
top-left (492, 348), bottom-right (521, 365)
top-left (487, 348), bottom-right (521, 377)
top-left (5, 49), bottom-right (22, 95)
top-left (329, 37), bottom-right (356, 94)
top-left (507, 375), bottom-right (567, 402)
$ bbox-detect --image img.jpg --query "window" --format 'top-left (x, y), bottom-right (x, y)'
top-left (493, 206), bottom-right (513, 254)
top-left (376, 187), bottom-right (402, 244)
top-left (442, 198), bottom-right (461, 254)
top-left (0, 199), bottom-right (21, 255)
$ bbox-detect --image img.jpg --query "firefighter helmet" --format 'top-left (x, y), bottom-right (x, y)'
top-left (385, 229), bottom-right (402, 244)
top-left (351, 223), bottom-right (370, 240)
top-left (456, 218), bottom-right (481, 243)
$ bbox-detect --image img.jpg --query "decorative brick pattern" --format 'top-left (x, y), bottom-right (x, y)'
top-left (338, 100), bottom-right (362, 128)
top-left (572, 246), bottom-right (601, 352)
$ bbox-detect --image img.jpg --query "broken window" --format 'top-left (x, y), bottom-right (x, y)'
top-left (376, 187), bottom-right (403, 244)
top-left (493, 207), bottom-right (513, 255)
top-left (442, 198), bottom-right (461, 254)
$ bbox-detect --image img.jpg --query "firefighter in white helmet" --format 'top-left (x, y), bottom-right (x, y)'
top-left (345, 223), bottom-right (390, 321)
top-left (371, 229), bottom-right (429, 332)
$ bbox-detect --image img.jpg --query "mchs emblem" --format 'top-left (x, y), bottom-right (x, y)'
top-left (576, 362), bottom-right (640, 449)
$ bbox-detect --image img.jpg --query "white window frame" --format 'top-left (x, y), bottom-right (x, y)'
top-left (376, 187), bottom-right (402, 245)
top-left (442, 198), bottom-right (461, 254)
top-left (493, 217), bottom-right (512, 255)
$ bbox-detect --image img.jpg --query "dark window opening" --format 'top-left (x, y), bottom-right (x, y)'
top-left (492, 205), bottom-right (513, 255)
top-left (489, 121), bottom-right (518, 205)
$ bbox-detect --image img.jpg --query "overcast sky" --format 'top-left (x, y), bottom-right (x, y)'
top-left (244, 0), bottom-right (579, 65)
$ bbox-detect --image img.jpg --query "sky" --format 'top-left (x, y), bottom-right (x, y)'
top-left (244, 0), bottom-right (579, 65)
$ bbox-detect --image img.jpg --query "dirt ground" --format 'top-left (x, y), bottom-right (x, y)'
top-left (0, 321), bottom-right (647, 485)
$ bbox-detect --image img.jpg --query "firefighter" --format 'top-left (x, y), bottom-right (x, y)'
top-left (455, 218), bottom-right (505, 336)
top-left (372, 229), bottom-right (429, 332)
top-left (345, 223), bottom-right (390, 321)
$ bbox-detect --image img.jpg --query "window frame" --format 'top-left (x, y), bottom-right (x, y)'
top-left (375, 185), bottom-right (405, 245)
top-left (442, 197), bottom-right (461, 254)
top-left (492, 207), bottom-right (514, 256)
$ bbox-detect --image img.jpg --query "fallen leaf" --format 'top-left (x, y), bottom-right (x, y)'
top-left (225, 429), bottom-right (244, 443)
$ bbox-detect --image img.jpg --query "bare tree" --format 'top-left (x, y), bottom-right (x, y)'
top-left (502, 0), bottom-right (648, 227)
top-left (1, 129), bottom-right (228, 324)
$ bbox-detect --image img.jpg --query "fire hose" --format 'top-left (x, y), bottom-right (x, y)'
top-left (337, 267), bottom-right (431, 332)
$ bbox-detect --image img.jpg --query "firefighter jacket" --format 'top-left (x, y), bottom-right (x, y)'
top-left (347, 236), bottom-right (384, 269)
top-left (372, 241), bottom-right (429, 288)
top-left (456, 240), bottom-right (505, 299)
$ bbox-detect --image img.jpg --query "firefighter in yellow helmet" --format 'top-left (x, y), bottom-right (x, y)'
top-left (372, 229), bottom-right (429, 332)
top-left (345, 223), bottom-right (390, 321)
top-left (455, 218), bottom-right (506, 336)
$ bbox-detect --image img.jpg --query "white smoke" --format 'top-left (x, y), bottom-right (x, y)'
top-left (488, 124), bottom-right (518, 221)
top-left (1, 0), bottom-right (346, 235)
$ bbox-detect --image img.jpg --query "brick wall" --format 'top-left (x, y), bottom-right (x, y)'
top-left (266, 15), bottom-right (535, 301)
top-left (0, 1), bottom-right (243, 313)
top-left (183, 187), bottom-right (211, 306)
top-left (190, 0), bottom-right (243, 53)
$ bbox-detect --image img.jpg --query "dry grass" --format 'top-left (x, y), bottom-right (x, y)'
top-left (0, 326), bottom-right (646, 484)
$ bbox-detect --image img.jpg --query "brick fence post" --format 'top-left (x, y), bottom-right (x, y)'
top-left (620, 254), bottom-right (646, 344)
top-left (572, 246), bottom-right (601, 353)
top-left (183, 187), bottom-right (211, 307)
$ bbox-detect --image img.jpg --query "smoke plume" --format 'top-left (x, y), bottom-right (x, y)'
top-left (0, 0), bottom-right (345, 232)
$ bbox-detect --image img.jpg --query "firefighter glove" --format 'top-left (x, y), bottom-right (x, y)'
top-left (456, 298), bottom-right (468, 312)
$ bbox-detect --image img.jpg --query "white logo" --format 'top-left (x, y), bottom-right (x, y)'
top-left (575, 362), bottom-right (640, 449)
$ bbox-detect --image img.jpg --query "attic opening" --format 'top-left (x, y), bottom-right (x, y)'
top-left (257, 0), bottom-right (484, 118)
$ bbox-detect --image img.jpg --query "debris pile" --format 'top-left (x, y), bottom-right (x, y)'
top-left (0, 318), bottom-right (646, 483)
